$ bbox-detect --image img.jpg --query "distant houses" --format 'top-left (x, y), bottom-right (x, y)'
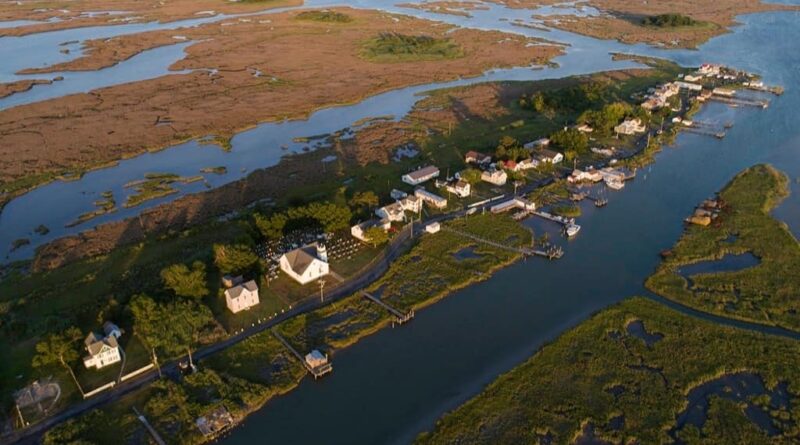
top-left (224, 280), bottom-right (260, 313)
top-left (280, 243), bottom-right (330, 285)
top-left (533, 149), bottom-right (563, 165)
top-left (376, 195), bottom-right (421, 222)
top-left (83, 322), bottom-right (123, 370)
top-left (402, 166), bottom-right (440, 186)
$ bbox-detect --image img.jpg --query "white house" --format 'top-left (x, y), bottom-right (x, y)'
top-left (568, 168), bottom-right (603, 183)
top-left (376, 202), bottom-right (405, 222)
top-left (425, 222), bottom-right (441, 234)
top-left (490, 197), bottom-right (535, 214)
top-left (305, 350), bottom-right (328, 368)
top-left (83, 330), bottom-right (122, 370)
top-left (224, 280), bottom-right (260, 313)
top-left (402, 166), bottom-right (440, 185)
top-left (415, 188), bottom-right (448, 209)
top-left (481, 169), bottom-right (507, 186)
top-left (280, 243), bottom-right (329, 285)
top-left (517, 158), bottom-right (539, 171)
top-left (614, 118), bottom-right (646, 136)
top-left (351, 219), bottom-right (391, 242)
top-left (535, 149), bottom-right (564, 164)
top-left (675, 81), bottom-right (703, 92)
top-left (446, 180), bottom-right (471, 198)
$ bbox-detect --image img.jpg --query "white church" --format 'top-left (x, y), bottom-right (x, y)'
top-left (279, 243), bottom-right (330, 285)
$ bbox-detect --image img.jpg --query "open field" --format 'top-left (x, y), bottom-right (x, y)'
top-left (646, 165), bottom-right (800, 331)
top-left (417, 297), bottom-right (800, 444)
top-left (0, 7), bottom-right (559, 208)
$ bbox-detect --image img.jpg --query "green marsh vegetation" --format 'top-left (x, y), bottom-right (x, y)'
top-left (417, 297), bottom-right (800, 444)
top-left (123, 173), bottom-right (203, 208)
top-left (295, 10), bottom-right (353, 22)
top-left (641, 13), bottom-right (699, 28)
top-left (361, 32), bottom-right (464, 62)
top-left (646, 164), bottom-right (800, 331)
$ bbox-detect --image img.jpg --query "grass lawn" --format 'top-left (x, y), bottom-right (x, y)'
top-left (417, 297), bottom-right (800, 445)
top-left (646, 164), bottom-right (800, 331)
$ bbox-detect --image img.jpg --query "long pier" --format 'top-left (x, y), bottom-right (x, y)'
top-left (271, 328), bottom-right (332, 379)
top-left (682, 127), bottom-right (726, 139)
top-left (532, 211), bottom-right (573, 227)
top-left (441, 227), bottom-right (535, 256)
top-left (709, 95), bottom-right (769, 109)
top-left (361, 291), bottom-right (414, 326)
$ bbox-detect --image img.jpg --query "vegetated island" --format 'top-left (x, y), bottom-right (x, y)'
top-left (418, 165), bottom-right (800, 444)
top-left (518, 0), bottom-right (800, 49)
top-left (646, 164), bottom-right (800, 331)
top-left (0, 7), bottom-right (560, 212)
top-left (123, 173), bottom-right (203, 208)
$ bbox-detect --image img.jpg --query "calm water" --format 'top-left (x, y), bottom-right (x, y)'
top-left (216, 9), bottom-right (800, 445)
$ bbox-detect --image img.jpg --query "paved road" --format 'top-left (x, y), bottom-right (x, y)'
top-left (5, 225), bottom-right (416, 445)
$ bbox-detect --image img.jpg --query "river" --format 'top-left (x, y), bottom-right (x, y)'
top-left (2, 1), bottom-right (799, 443)
top-left (212, 7), bottom-right (800, 445)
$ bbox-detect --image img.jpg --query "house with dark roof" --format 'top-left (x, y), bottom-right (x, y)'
top-left (279, 243), bottom-right (330, 285)
top-left (224, 280), bottom-right (260, 313)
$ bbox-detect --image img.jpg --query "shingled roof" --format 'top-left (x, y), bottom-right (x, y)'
top-left (225, 280), bottom-right (258, 300)
top-left (282, 244), bottom-right (322, 276)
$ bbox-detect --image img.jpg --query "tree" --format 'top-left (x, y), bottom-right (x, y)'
top-left (253, 213), bottom-right (287, 239)
top-left (579, 102), bottom-right (632, 136)
top-left (213, 243), bottom-right (258, 275)
top-left (550, 128), bottom-right (589, 154)
top-left (459, 168), bottom-right (482, 184)
top-left (364, 226), bottom-right (389, 247)
top-left (161, 261), bottom-right (209, 300)
top-left (129, 295), bottom-right (215, 357)
top-left (32, 327), bottom-right (84, 395)
top-left (349, 191), bottom-right (379, 210)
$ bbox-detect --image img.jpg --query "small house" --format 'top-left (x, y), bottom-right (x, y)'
top-left (465, 150), bottom-right (492, 166)
top-left (523, 138), bottom-right (550, 150)
top-left (481, 169), bottom-right (507, 186)
top-left (446, 180), bottom-right (471, 198)
top-left (279, 243), bottom-right (329, 285)
top-left (351, 219), bottom-right (391, 242)
top-left (414, 188), bottom-right (448, 209)
top-left (425, 222), bottom-right (441, 234)
top-left (535, 149), bottom-right (564, 164)
top-left (402, 166), bottom-right (440, 186)
top-left (305, 350), bottom-right (329, 368)
top-left (614, 118), bottom-right (646, 136)
top-left (224, 280), bottom-right (260, 313)
top-left (83, 330), bottom-right (122, 370)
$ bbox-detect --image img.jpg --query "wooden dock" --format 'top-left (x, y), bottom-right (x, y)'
top-left (271, 328), bottom-right (332, 379)
top-left (709, 95), bottom-right (769, 109)
top-left (361, 291), bottom-right (414, 326)
top-left (532, 245), bottom-right (564, 259)
top-left (682, 127), bottom-right (726, 139)
top-left (532, 211), bottom-right (573, 227)
top-left (442, 227), bottom-right (535, 256)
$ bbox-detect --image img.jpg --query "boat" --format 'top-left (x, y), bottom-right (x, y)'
top-left (605, 177), bottom-right (625, 190)
top-left (565, 224), bottom-right (581, 237)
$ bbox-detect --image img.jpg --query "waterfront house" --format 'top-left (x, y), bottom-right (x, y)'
top-left (712, 87), bottom-right (736, 97)
top-left (446, 180), bottom-right (471, 198)
top-left (225, 280), bottom-right (260, 313)
top-left (614, 118), bottom-right (646, 136)
top-left (568, 168), bottom-right (603, 184)
top-left (490, 197), bottom-right (535, 214)
top-left (481, 168), bottom-right (507, 186)
top-left (305, 350), bottom-right (329, 368)
top-left (402, 166), bottom-right (440, 185)
top-left (280, 243), bottom-right (329, 285)
top-left (415, 188), bottom-right (448, 209)
top-left (196, 406), bottom-right (234, 437)
top-left (83, 327), bottom-right (122, 370)
top-left (465, 150), bottom-right (492, 166)
top-left (351, 219), bottom-right (391, 242)
top-left (425, 222), bottom-right (441, 234)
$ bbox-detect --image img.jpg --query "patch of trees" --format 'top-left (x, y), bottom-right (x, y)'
top-left (550, 128), bottom-right (589, 156)
top-left (495, 136), bottom-right (528, 162)
top-left (519, 81), bottom-right (612, 116)
top-left (642, 14), bottom-right (698, 27)
top-left (161, 261), bottom-right (209, 300)
top-left (253, 202), bottom-right (352, 240)
top-left (578, 102), bottom-right (633, 136)
top-left (213, 243), bottom-right (258, 275)
top-left (128, 294), bottom-right (217, 357)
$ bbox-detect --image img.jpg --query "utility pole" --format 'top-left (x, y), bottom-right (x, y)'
top-left (187, 347), bottom-right (194, 372)
top-left (318, 279), bottom-right (326, 302)
top-left (152, 348), bottom-right (162, 378)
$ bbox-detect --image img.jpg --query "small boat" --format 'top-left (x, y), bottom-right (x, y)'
top-left (565, 224), bottom-right (581, 237)
top-left (605, 177), bottom-right (625, 190)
